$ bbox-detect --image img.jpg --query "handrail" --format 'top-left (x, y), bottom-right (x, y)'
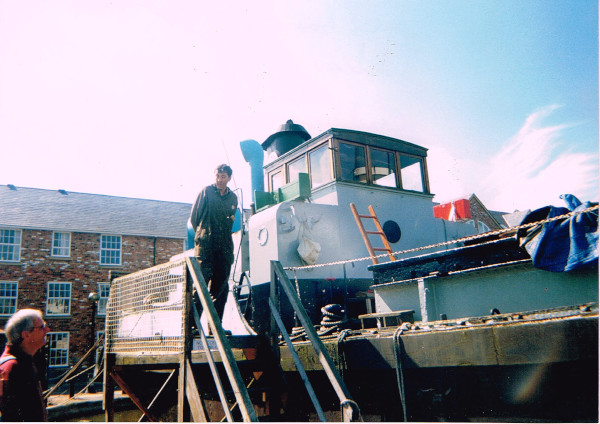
top-left (268, 297), bottom-right (327, 421)
top-left (190, 297), bottom-right (234, 422)
top-left (186, 256), bottom-right (259, 422)
top-left (269, 260), bottom-right (362, 422)
top-left (44, 334), bottom-right (105, 399)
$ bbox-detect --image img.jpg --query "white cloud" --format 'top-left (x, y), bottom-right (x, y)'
top-left (430, 105), bottom-right (599, 212)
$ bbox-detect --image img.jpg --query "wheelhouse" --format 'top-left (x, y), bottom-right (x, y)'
top-left (263, 128), bottom-right (431, 198)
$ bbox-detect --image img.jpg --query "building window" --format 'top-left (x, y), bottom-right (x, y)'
top-left (309, 144), bottom-right (332, 188)
top-left (399, 154), bottom-right (425, 192)
top-left (97, 283), bottom-right (110, 316)
top-left (0, 281), bottom-right (18, 316)
top-left (100, 235), bottom-right (121, 266)
top-left (47, 282), bottom-right (71, 316)
top-left (48, 332), bottom-right (69, 367)
top-left (287, 156), bottom-right (307, 184)
top-left (51, 232), bottom-right (71, 257)
top-left (371, 148), bottom-right (398, 188)
top-left (339, 142), bottom-right (367, 183)
top-left (0, 229), bottom-right (21, 262)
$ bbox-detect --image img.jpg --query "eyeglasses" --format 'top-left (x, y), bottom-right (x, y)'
top-left (31, 323), bottom-right (47, 330)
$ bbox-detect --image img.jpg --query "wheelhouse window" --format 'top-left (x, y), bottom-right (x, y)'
top-left (97, 283), bottom-right (110, 316)
top-left (339, 142), bottom-right (367, 183)
top-left (47, 282), bottom-right (71, 316)
top-left (269, 169), bottom-right (283, 192)
top-left (100, 235), bottom-right (122, 266)
top-left (0, 281), bottom-right (18, 316)
top-left (399, 154), bottom-right (424, 192)
top-left (0, 229), bottom-right (21, 262)
top-left (287, 156), bottom-right (307, 184)
top-left (309, 144), bottom-right (332, 188)
top-left (371, 148), bottom-right (397, 188)
top-left (48, 332), bottom-right (69, 367)
top-left (52, 232), bottom-right (71, 257)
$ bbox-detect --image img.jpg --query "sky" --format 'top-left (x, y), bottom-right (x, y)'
top-left (0, 1), bottom-right (597, 213)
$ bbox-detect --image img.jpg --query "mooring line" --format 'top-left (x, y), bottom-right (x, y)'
top-left (284, 205), bottom-right (598, 272)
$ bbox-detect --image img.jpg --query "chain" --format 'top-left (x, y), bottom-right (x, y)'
top-left (284, 204), bottom-right (598, 272)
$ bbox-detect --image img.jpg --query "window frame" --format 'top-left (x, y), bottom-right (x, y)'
top-left (332, 139), bottom-right (429, 193)
top-left (100, 234), bottom-right (122, 266)
top-left (308, 142), bottom-right (333, 189)
top-left (97, 283), bottom-right (110, 317)
top-left (287, 156), bottom-right (307, 184)
top-left (337, 141), bottom-right (369, 184)
top-left (46, 282), bottom-right (72, 316)
top-left (369, 146), bottom-right (399, 188)
top-left (51, 232), bottom-right (71, 258)
top-left (47, 332), bottom-right (70, 368)
top-left (268, 168), bottom-right (284, 192)
top-left (398, 153), bottom-right (426, 193)
top-left (0, 228), bottom-right (22, 263)
top-left (0, 281), bottom-right (18, 316)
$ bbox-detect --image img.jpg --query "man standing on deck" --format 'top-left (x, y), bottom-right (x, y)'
top-left (190, 164), bottom-right (238, 326)
top-left (0, 308), bottom-right (50, 422)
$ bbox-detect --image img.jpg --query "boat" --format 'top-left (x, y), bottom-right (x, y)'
top-left (101, 121), bottom-right (598, 422)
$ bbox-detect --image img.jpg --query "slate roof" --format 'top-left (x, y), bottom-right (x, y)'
top-left (0, 185), bottom-right (191, 239)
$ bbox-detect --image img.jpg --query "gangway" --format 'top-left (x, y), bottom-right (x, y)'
top-left (103, 257), bottom-right (362, 421)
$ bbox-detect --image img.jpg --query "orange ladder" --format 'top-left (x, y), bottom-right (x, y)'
top-left (350, 203), bottom-right (396, 264)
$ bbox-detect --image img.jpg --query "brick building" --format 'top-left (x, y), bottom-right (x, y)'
top-left (0, 184), bottom-right (191, 379)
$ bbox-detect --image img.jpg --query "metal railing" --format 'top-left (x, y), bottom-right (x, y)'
top-left (269, 260), bottom-right (362, 422)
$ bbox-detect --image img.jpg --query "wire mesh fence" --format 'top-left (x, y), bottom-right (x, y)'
top-left (105, 258), bottom-right (187, 354)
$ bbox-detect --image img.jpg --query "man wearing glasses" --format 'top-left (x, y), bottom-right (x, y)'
top-left (0, 309), bottom-right (50, 421)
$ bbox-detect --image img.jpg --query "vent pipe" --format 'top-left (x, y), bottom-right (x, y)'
top-left (240, 139), bottom-right (265, 196)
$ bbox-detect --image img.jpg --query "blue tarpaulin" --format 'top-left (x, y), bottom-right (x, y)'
top-left (518, 194), bottom-right (599, 272)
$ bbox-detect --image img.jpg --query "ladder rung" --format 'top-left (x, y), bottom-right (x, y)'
top-left (373, 248), bottom-right (392, 252)
top-left (365, 231), bottom-right (385, 236)
top-left (357, 214), bottom-right (376, 219)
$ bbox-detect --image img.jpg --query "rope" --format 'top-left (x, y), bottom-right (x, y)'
top-left (284, 205), bottom-right (598, 272)
top-left (393, 326), bottom-right (408, 422)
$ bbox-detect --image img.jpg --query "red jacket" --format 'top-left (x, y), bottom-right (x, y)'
top-left (0, 345), bottom-right (47, 422)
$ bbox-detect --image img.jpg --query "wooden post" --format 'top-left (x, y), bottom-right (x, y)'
top-left (178, 262), bottom-right (193, 422)
top-left (103, 353), bottom-right (115, 422)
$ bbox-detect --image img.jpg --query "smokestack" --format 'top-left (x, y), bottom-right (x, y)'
top-left (261, 119), bottom-right (311, 158)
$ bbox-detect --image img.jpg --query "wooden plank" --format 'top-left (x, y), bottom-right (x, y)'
top-left (493, 316), bottom-right (599, 365)
top-left (278, 315), bottom-right (599, 371)
top-left (177, 355), bottom-right (186, 422)
top-left (103, 352), bottom-right (115, 422)
top-left (184, 359), bottom-right (209, 422)
top-left (110, 371), bottom-right (159, 422)
top-left (177, 262), bottom-right (193, 422)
